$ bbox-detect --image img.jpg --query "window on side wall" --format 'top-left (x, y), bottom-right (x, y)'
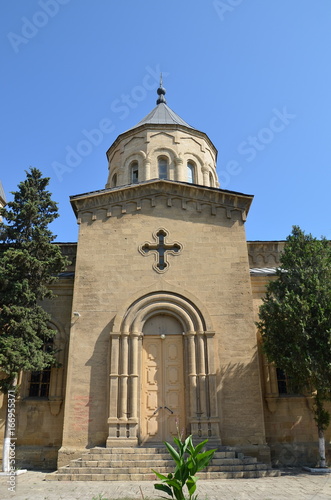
top-left (28, 339), bottom-right (54, 398)
top-left (276, 368), bottom-right (300, 395)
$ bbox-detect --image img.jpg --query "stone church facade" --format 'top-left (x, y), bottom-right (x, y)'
top-left (0, 85), bottom-right (330, 470)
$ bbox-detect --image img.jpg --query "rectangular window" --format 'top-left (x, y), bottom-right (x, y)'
top-left (28, 338), bottom-right (53, 398)
top-left (29, 368), bottom-right (51, 398)
top-left (276, 368), bottom-right (300, 395)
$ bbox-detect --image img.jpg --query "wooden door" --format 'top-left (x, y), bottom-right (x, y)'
top-left (140, 335), bottom-right (185, 443)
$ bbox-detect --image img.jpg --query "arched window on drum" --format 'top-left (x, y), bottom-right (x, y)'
top-left (158, 157), bottom-right (168, 180)
top-left (111, 173), bottom-right (117, 187)
top-left (187, 161), bottom-right (195, 183)
top-left (130, 161), bottom-right (139, 184)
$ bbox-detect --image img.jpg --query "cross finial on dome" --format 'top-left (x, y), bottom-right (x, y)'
top-left (156, 73), bottom-right (167, 105)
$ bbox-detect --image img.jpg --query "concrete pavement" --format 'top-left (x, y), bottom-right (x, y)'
top-left (1, 469), bottom-right (331, 500)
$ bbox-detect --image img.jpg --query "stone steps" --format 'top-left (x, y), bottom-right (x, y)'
top-left (46, 446), bottom-right (280, 481)
top-left (56, 464), bottom-right (267, 474)
top-left (70, 457), bottom-right (250, 467)
top-left (82, 449), bottom-right (238, 459)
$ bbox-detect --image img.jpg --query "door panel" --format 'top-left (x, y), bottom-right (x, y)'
top-left (141, 335), bottom-right (185, 443)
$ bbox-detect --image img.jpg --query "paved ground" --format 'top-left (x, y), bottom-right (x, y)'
top-left (0, 469), bottom-right (331, 500)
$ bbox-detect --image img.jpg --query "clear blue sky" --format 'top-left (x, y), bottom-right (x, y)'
top-left (1, 1), bottom-right (331, 242)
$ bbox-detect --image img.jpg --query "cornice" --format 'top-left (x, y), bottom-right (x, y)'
top-left (247, 241), bottom-right (285, 268)
top-left (70, 180), bottom-right (253, 224)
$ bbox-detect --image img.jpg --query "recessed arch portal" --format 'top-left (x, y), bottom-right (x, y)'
top-left (120, 291), bottom-right (207, 334)
top-left (106, 291), bottom-right (220, 447)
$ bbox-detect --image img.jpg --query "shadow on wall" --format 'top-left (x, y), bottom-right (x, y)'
top-left (84, 320), bottom-right (113, 448)
top-left (217, 351), bottom-right (331, 467)
top-left (216, 352), bottom-right (266, 449)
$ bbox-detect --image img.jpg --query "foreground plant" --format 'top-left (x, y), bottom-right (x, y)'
top-left (153, 434), bottom-right (215, 500)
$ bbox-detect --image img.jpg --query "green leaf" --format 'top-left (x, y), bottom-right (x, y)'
top-left (164, 479), bottom-right (182, 491)
top-left (154, 483), bottom-right (173, 497)
top-left (186, 475), bottom-right (197, 496)
top-left (191, 439), bottom-right (208, 455)
top-left (165, 441), bottom-right (181, 465)
top-left (152, 470), bottom-right (168, 481)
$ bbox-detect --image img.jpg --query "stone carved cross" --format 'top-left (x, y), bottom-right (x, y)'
top-left (139, 228), bottom-right (182, 273)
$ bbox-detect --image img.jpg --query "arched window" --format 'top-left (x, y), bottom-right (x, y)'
top-left (111, 173), bottom-right (117, 187)
top-left (130, 161), bottom-right (139, 184)
top-left (158, 157), bottom-right (168, 180)
top-left (187, 162), bottom-right (195, 183)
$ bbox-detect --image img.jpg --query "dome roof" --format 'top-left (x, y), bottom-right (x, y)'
top-left (126, 79), bottom-right (194, 132)
top-left (129, 102), bottom-right (194, 130)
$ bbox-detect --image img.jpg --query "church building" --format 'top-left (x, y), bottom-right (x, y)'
top-left (1, 83), bottom-right (329, 475)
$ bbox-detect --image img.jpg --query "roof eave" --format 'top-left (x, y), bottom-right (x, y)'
top-left (70, 179), bottom-right (253, 217)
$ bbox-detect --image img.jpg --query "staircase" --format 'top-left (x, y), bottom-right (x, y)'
top-left (46, 446), bottom-right (280, 481)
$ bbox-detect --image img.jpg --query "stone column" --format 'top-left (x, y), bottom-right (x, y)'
top-left (119, 333), bottom-right (129, 419)
top-left (175, 157), bottom-right (185, 182)
top-left (186, 333), bottom-right (197, 418)
top-left (202, 166), bottom-right (209, 186)
top-left (129, 333), bottom-right (140, 419)
top-left (196, 332), bottom-right (207, 418)
top-left (107, 332), bottom-right (120, 446)
top-left (142, 158), bottom-right (151, 182)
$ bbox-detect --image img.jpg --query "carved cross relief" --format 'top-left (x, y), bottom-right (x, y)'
top-left (139, 228), bottom-right (182, 273)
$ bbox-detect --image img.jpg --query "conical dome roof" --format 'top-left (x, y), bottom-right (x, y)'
top-left (127, 80), bottom-right (194, 132)
top-left (131, 102), bottom-right (194, 129)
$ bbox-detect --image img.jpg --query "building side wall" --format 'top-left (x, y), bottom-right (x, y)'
top-left (251, 274), bottom-right (331, 466)
top-left (0, 278), bottom-right (74, 470)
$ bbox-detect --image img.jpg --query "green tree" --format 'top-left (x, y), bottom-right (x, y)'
top-left (0, 168), bottom-right (68, 471)
top-left (257, 226), bottom-right (331, 468)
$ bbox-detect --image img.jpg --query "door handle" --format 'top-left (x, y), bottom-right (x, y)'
top-left (164, 406), bottom-right (174, 414)
top-left (152, 406), bottom-right (163, 416)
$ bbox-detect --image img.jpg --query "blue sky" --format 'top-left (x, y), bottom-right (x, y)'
top-left (1, 0), bottom-right (331, 242)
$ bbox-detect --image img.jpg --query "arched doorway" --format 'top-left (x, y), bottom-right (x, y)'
top-left (106, 291), bottom-right (220, 448)
top-left (140, 314), bottom-right (185, 443)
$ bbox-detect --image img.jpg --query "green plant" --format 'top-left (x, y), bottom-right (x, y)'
top-left (153, 434), bottom-right (215, 500)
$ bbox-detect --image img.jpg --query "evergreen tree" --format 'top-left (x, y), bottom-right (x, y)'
top-left (0, 168), bottom-right (68, 471)
top-left (257, 226), bottom-right (331, 467)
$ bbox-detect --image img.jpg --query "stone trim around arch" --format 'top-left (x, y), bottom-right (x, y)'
top-left (112, 282), bottom-right (214, 333)
top-left (106, 291), bottom-right (220, 448)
